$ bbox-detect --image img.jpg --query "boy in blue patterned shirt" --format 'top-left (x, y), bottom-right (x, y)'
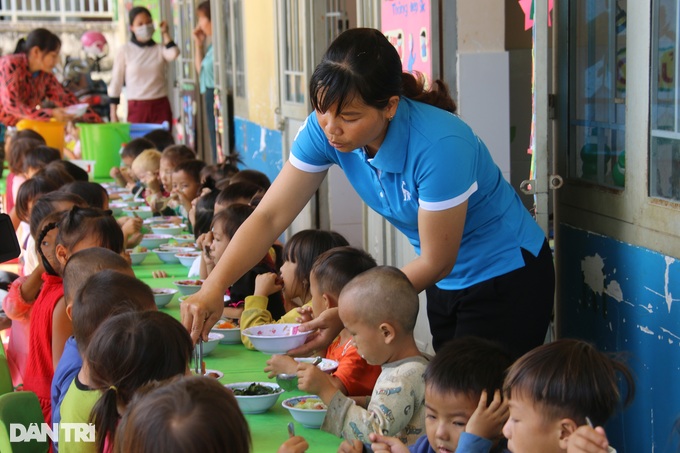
top-left (297, 266), bottom-right (428, 446)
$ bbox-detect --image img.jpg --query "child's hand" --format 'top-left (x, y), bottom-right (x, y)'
top-left (465, 389), bottom-right (508, 441)
top-left (295, 305), bottom-right (314, 323)
top-left (277, 436), bottom-right (308, 453)
top-left (264, 354), bottom-right (298, 378)
top-left (110, 167), bottom-right (121, 179)
top-left (367, 433), bottom-right (410, 452)
top-left (152, 270), bottom-right (168, 278)
top-left (337, 439), bottom-right (365, 453)
top-left (296, 362), bottom-right (334, 402)
top-left (566, 425), bottom-right (610, 453)
top-left (144, 172), bottom-right (162, 194)
top-left (254, 272), bottom-right (283, 297)
top-left (120, 216), bottom-right (143, 237)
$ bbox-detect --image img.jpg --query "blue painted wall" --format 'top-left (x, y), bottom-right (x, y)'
top-left (560, 224), bottom-right (680, 453)
top-left (234, 117), bottom-right (284, 184)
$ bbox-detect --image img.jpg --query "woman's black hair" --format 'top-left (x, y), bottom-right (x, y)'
top-left (310, 28), bottom-right (455, 115)
top-left (129, 6), bottom-right (152, 25)
top-left (18, 28), bottom-right (61, 55)
top-left (15, 175), bottom-right (60, 223)
top-left (196, 0), bottom-right (211, 21)
top-left (87, 311), bottom-right (193, 453)
top-left (193, 190), bottom-right (219, 239)
top-left (60, 181), bottom-right (108, 209)
top-left (23, 145), bottom-right (61, 173)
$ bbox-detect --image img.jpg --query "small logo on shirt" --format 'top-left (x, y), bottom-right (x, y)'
top-left (401, 181), bottom-right (412, 202)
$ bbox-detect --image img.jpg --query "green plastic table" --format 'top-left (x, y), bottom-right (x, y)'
top-left (133, 253), bottom-right (343, 452)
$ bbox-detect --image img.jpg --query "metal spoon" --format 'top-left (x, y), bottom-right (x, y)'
top-left (287, 422), bottom-right (295, 438)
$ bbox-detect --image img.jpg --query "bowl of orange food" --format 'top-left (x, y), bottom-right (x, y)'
top-left (211, 319), bottom-right (241, 344)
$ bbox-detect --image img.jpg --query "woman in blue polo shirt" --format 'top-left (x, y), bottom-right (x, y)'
top-left (182, 28), bottom-right (554, 359)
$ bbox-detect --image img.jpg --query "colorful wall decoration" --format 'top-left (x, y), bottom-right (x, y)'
top-left (381, 0), bottom-right (432, 85)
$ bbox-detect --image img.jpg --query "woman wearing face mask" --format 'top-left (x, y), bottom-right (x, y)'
top-left (108, 6), bottom-right (179, 126)
top-left (0, 28), bottom-right (102, 126)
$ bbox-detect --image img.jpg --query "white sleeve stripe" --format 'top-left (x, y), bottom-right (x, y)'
top-left (419, 181), bottom-right (478, 211)
top-left (288, 153), bottom-right (333, 173)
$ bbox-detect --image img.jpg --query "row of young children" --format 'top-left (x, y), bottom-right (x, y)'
top-left (2, 127), bottom-right (634, 452)
top-left (51, 258), bottom-right (634, 453)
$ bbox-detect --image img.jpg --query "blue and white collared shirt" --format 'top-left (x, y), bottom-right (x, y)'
top-left (291, 97), bottom-right (545, 290)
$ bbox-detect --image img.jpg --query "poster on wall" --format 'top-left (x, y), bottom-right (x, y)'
top-left (381, 0), bottom-right (432, 86)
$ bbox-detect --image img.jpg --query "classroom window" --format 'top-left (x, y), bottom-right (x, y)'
top-left (650, 0), bottom-right (680, 202)
top-left (282, 0), bottom-right (306, 104)
top-left (568, 0), bottom-right (627, 188)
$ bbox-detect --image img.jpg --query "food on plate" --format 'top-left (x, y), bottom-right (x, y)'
top-left (292, 398), bottom-right (326, 410)
top-left (131, 245), bottom-right (148, 253)
top-left (231, 383), bottom-right (279, 396)
top-left (216, 320), bottom-right (237, 329)
top-left (205, 371), bottom-right (221, 379)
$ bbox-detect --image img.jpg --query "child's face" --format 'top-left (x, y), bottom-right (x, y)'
top-left (424, 385), bottom-right (478, 453)
top-left (121, 156), bottom-right (135, 169)
top-left (309, 272), bottom-right (326, 319)
top-left (134, 166), bottom-right (157, 185)
top-left (279, 259), bottom-right (302, 303)
top-left (209, 220), bottom-right (230, 263)
top-left (172, 170), bottom-right (201, 201)
top-left (503, 394), bottom-right (562, 453)
top-left (38, 227), bottom-right (59, 272)
top-left (159, 157), bottom-right (174, 190)
top-left (339, 302), bottom-right (386, 365)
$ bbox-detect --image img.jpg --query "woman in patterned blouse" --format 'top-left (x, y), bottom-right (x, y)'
top-left (0, 28), bottom-right (101, 127)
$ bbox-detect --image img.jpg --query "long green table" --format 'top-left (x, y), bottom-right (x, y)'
top-left (133, 253), bottom-right (343, 452)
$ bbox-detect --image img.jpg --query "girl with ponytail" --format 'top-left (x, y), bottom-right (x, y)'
top-left (85, 311), bottom-right (193, 453)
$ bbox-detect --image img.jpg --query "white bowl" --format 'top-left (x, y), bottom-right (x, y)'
top-left (127, 249), bottom-right (149, 265)
top-left (294, 357), bottom-right (339, 373)
top-left (64, 102), bottom-right (89, 117)
top-left (282, 395), bottom-right (327, 428)
top-left (171, 234), bottom-right (195, 246)
top-left (174, 280), bottom-right (204, 296)
top-left (196, 332), bottom-right (223, 356)
top-left (140, 234), bottom-right (173, 249)
top-left (241, 323), bottom-right (313, 355)
top-left (225, 382), bottom-right (284, 414)
top-left (211, 319), bottom-right (241, 344)
top-left (152, 288), bottom-right (177, 308)
top-left (122, 206), bottom-right (153, 219)
top-left (119, 192), bottom-right (135, 201)
top-left (194, 369), bottom-right (224, 380)
top-left (151, 223), bottom-right (186, 236)
top-left (175, 251), bottom-right (201, 267)
top-left (109, 202), bottom-right (126, 216)
top-left (153, 247), bottom-right (194, 264)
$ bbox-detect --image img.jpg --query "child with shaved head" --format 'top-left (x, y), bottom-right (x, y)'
top-left (300, 266), bottom-right (428, 447)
